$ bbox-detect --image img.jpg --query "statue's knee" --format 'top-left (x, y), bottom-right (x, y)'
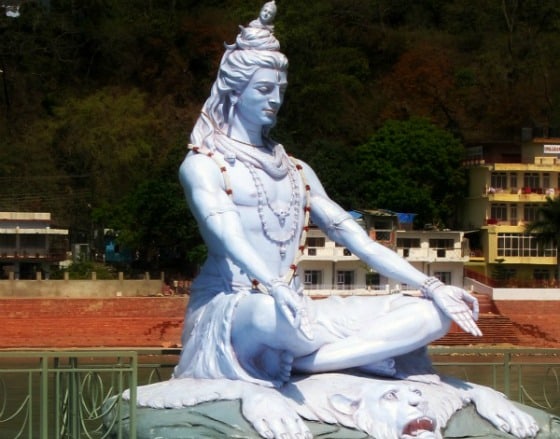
top-left (417, 300), bottom-right (451, 335)
top-left (237, 294), bottom-right (277, 334)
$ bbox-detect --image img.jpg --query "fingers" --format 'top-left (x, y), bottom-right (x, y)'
top-left (462, 291), bottom-right (480, 320)
top-left (452, 310), bottom-right (482, 337)
top-left (494, 411), bottom-right (540, 438)
top-left (276, 290), bottom-right (314, 340)
top-left (252, 414), bottom-right (312, 439)
top-left (298, 306), bottom-right (314, 340)
top-left (471, 297), bottom-right (480, 320)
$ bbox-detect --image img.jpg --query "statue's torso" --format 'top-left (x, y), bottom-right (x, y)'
top-left (196, 150), bottom-right (307, 284)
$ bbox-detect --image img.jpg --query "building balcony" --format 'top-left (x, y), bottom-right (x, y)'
top-left (397, 247), bottom-right (467, 262)
top-left (0, 248), bottom-right (66, 262)
top-left (486, 187), bottom-right (557, 202)
top-left (304, 284), bottom-right (418, 297)
top-left (301, 246), bottom-right (358, 260)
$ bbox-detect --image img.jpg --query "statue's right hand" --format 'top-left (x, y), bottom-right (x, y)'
top-left (270, 281), bottom-right (314, 340)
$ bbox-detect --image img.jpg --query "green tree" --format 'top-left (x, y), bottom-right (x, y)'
top-left (93, 177), bottom-right (205, 275)
top-left (354, 118), bottom-right (465, 228)
top-left (524, 196), bottom-right (560, 282)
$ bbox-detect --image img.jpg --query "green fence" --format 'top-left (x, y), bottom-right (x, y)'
top-left (430, 347), bottom-right (560, 415)
top-left (0, 348), bottom-right (558, 438)
top-left (0, 351), bottom-right (138, 439)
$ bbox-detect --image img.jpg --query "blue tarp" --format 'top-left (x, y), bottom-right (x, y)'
top-left (396, 213), bottom-right (417, 224)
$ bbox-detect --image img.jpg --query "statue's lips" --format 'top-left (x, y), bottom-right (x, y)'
top-left (402, 416), bottom-right (436, 436)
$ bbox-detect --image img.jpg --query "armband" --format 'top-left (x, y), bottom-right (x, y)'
top-left (420, 276), bottom-right (445, 298)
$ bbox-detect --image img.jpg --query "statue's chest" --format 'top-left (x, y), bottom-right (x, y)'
top-left (227, 164), bottom-right (302, 212)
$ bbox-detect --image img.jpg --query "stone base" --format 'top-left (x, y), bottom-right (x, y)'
top-left (103, 397), bottom-right (560, 439)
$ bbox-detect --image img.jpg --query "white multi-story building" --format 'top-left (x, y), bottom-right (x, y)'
top-left (0, 212), bottom-right (68, 279)
top-left (298, 210), bottom-right (469, 296)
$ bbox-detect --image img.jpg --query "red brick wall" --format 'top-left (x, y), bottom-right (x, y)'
top-left (0, 297), bottom-right (188, 348)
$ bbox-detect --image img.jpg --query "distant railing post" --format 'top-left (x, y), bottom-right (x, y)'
top-left (40, 355), bottom-right (49, 439)
top-left (504, 351), bottom-right (511, 398)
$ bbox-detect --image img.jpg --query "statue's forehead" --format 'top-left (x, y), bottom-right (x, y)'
top-left (250, 68), bottom-right (287, 84)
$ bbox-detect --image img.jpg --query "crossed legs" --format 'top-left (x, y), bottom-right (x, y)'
top-left (231, 293), bottom-right (451, 385)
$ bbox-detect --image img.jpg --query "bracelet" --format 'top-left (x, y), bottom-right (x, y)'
top-left (251, 278), bottom-right (287, 295)
top-left (420, 276), bottom-right (445, 298)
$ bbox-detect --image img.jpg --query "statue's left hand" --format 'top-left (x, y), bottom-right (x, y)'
top-left (428, 285), bottom-right (482, 337)
top-left (270, 282), bottom-right (314, 340)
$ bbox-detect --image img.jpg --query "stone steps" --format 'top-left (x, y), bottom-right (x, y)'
top-left (433, 314), bottom-right (519, 346)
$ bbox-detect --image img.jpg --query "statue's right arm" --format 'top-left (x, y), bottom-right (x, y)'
top-left (179, 154), bottom-right (311, 335)
top-left (179, 153), bottom-right (278, 288)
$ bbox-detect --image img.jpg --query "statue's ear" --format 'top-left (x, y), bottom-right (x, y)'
top-left (230, 92), bottom-right (239, 106)
top-left (329, 393), bottom-right (360, 415)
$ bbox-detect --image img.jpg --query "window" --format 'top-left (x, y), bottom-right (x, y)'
top-left (523, 173), bottom-right (539, 190)
top-left (543, 173), bottom-right (550, 189)
top-left (533, 269), bottom-right (549, 281)
top-left (374, 231), bottom-right (391, 241)
top-left (491, 172), bottom-right (507, 189)
top-left (523, 205), bottom-right (539, 222)
top-left (510, 205), bottom-right (517, 223)
top-left (306, 237), bottom-right (325, 247)
top-left (0, 235), bottom-right (16, 247)
top-left (497, 233), bottom-right (557, 257)
top-left (509, 173), bottom-right (517, 189)
top-left (434, 271), bottom-right (451, 284)
top-left (365, 272), bottom-right (380, 287)
top-left (20, 234), bottom-right (44, 248)
top-left (336, 271), bottom-right (354, 290)
top-left (396, 238), bottom-right (421, 248)
top-left (304, 270), bottom-right (322, 289)
top-left (490, 204), bottom-right (508, 221)
top-left (429, 239), bottom-right (454, 249)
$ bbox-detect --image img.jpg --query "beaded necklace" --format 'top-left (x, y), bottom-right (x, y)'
top-left (188, 143), bottom-right (311, 292)
top-left (246, 162), bottom-right (300, 258)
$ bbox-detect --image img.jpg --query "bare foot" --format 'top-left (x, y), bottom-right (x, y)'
top-left (249, 347), bottom-right (294, 386)
top-left (358, 358), bottom-right (396, 377)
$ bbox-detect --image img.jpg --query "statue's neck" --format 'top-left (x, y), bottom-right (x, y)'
top-left (228, 121), bottom-right (264, 148)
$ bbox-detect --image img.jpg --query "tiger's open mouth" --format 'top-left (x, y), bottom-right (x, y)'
top-left (402, 416), bottom-right (436, 437)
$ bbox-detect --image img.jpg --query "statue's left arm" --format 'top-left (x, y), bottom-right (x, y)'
top-left (299, 161), bottom-right (481, 337)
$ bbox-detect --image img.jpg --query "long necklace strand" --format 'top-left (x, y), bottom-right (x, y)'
top-left (246, 162), bottom-right (300, 257)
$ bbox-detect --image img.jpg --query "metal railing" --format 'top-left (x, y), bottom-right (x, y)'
top-left (0, 351), bottom-right (138, 439)
top-left (430, 347), bottom-right (560, 415)
top-left (0, 348), bottom-right (558, 438)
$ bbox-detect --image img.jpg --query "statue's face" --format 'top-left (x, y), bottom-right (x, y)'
top-left (235, 67), bottom-right (287, 131)
top-left (363, 384), bottom-right (438, 439)
top-left (260, 4), bottom-right (276, 23)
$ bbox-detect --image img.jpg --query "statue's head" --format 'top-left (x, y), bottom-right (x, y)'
top-left (191, 2), bottom-right (288, 147)
top-left (259, 1), bottom-right (277, 25)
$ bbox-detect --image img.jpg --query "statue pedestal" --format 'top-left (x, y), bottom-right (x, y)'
top-left (104, 397), bottom-right (560, 439)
